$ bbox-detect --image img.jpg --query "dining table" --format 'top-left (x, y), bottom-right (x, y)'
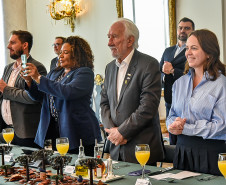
top-left (0, 145), bottom-right (225, 185)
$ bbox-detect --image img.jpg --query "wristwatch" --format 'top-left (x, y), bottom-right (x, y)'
top-left (170, 68), bottom-right (174, 75)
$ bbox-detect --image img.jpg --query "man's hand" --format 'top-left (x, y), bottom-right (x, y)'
top-left (105, 127), bottom-right (127, 146)
top-left (0, 78), bottom-right (7, 93)
top-left (168, 117), bottom-right (186, 135)
top-left (162, 61), bottom-right (173, 74)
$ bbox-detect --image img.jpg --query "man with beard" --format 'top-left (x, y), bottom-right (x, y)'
top-left (50, 36), bottom-right (65, 71)
top-left (101, 18), bottom-right (164, 165)
top-left (160, 17), bottom-right (195, 145)
top-left (0, 30), bottom-right (47, 147)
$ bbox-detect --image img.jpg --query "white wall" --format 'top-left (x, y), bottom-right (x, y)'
top-left (2, 0), bottom-right (27, 73)
top-left (26, 0), bottom-right (117, 75)
top-left (176, 0), bottom-right (225, 63)
top-left (26, 0), bottom-right (226, 77)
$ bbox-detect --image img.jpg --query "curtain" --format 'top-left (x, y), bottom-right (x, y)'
top-left (168, 0), bottom-right (176, 46)
top-left (116, 0), bottom-right (123, 18)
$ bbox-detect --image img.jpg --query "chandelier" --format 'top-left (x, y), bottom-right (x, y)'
top-left (48, 0), bottom-right (83, 32)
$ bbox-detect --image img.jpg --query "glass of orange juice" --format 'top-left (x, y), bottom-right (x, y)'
top-left (56, 137), bottom-right (69, 156)
top-left (2, 128), bottom-right (14, 145)
top-left (218, 153), bottom-right (226, 179)
top-left (135, 144), bottom-right (150, 180)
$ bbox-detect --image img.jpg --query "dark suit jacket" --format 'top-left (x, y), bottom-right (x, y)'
top-left (100, 50), bottom-right (164, 164)
top-left (27, 67), bottom-right (102, 150)
top-left (159, 46), bottom-right (186, 104)
top-left (0, 56), bottom-right (47, 138)
top-left (50, 57), bottom-right (58, 71)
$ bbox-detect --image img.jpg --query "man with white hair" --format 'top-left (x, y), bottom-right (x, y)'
top-left (101, 18), bottom-right (164, 165)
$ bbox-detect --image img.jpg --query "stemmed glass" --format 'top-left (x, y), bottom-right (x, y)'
top-left (135, 144), bottom-right (150, 180)
top-left (218, 153), bottom-right (226, 179)
top-left (56, 137), bottom-right (69, 156)
top-left (2, 128), bottom-right (14, 153)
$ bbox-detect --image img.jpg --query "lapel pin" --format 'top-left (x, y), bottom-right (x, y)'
top-left (125, 80), bottom-right (127, 84)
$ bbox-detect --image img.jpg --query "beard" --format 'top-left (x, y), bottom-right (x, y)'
top-left (178, 34), bottom-right (188, 42)
top-left (10, 48), bottom-right (24, 60)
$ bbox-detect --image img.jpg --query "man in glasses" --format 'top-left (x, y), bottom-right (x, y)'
top-left (50, 36), bottom-right (65, 71)
top-left (160, 17), bottom-right (195, 145)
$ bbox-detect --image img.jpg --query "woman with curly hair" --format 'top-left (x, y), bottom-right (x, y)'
top-left (21, 36), bottom-right (102, 156)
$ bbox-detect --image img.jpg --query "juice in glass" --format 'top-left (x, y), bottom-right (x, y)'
top-left (135, 151), bottom-right (150, 166)
top-left (56, 143), bottom-right (69, 156)
top-left (218, 161), bottom-right (226, 178)
top-left (3, 132), bottom-right (14, 144)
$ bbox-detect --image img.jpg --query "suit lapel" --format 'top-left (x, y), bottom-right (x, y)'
top-left (168, 46), bottom-right (177, 61)
top-left (117, 50), bottom-right (138, 106)
top-left (112, 62), bottom-right (119, 105)
top-left (60, 69), bottom-right (75, 83)
top-left (49, 68), bottom-right (64, 81)
top-left (171, 48), bottom-right (186, 65)
top-left (5, 65), bottom-right (13, 83)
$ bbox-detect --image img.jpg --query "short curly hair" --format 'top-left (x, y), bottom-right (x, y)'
top-left (65, 36), bottom-right (94, 70)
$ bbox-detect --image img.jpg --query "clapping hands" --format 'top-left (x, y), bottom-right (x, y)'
top-left (168, 117), bottom-right (186, 135)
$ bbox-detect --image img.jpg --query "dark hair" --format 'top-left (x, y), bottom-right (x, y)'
top-left (65, 36), bottom-right (94, 70)
top-left (179, 17), bottom-right (195, 30)
top-left (184, 29), bottom-right (226, 80)
top-left (55, 36), bottom-right (66, 43)
top-left (10, 30), bottom-right (33, 52)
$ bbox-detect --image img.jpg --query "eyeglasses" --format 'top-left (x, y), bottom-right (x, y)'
top-left (52, 43), bottom-right (62, 47)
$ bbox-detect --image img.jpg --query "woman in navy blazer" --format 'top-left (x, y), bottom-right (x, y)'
top-left (21, 36), bottom-right (102, 156)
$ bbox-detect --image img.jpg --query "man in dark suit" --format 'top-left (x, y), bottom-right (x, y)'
top-left (0, 30), bottom-right (47, 147)
top-left (101, 18), bottom-right (164, 165)
top-left (160, 17), bottom-right (195, 145)
top-left (50, 36), bottom-right (65, 71)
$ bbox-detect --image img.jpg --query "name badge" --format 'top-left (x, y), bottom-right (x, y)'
top-left (5, 155), bottom-right (14, 162)
top-left (31, 160), bottom-right (42, 168)
top-left (135, 179), bottom-right (151, 185)
top-left (64, 166), bottom-right (75, 174)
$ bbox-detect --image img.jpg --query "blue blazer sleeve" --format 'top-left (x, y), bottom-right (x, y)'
top-left (37, 67), bottom-right (94, 101)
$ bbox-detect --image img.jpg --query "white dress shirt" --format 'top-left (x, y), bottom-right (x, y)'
top-left (174, 43), bottom-right (186, 58)
top-left (115, 49), bottom-right (134, 101)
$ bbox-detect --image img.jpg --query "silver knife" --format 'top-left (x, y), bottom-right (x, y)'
top-left (148, 167), bottom-right (174, 176)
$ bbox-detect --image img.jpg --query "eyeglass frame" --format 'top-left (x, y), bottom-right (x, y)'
top-left (52, 43), bottom-right (62, 47)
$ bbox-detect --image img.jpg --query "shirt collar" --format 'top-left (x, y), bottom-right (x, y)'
top-left (188, 68), bottom-right (214, 81)
top-left (176, 43), bottom-right (186, 50)
top-left (115, 49), bottom-right (135, 67)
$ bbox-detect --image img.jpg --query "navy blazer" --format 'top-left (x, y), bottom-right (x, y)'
top-left (159, 46), bottom-right (186, 104)
top-left (27, 67), bottom-right (102, 150)
top-left (50, 57), bottom-right (58, 71)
